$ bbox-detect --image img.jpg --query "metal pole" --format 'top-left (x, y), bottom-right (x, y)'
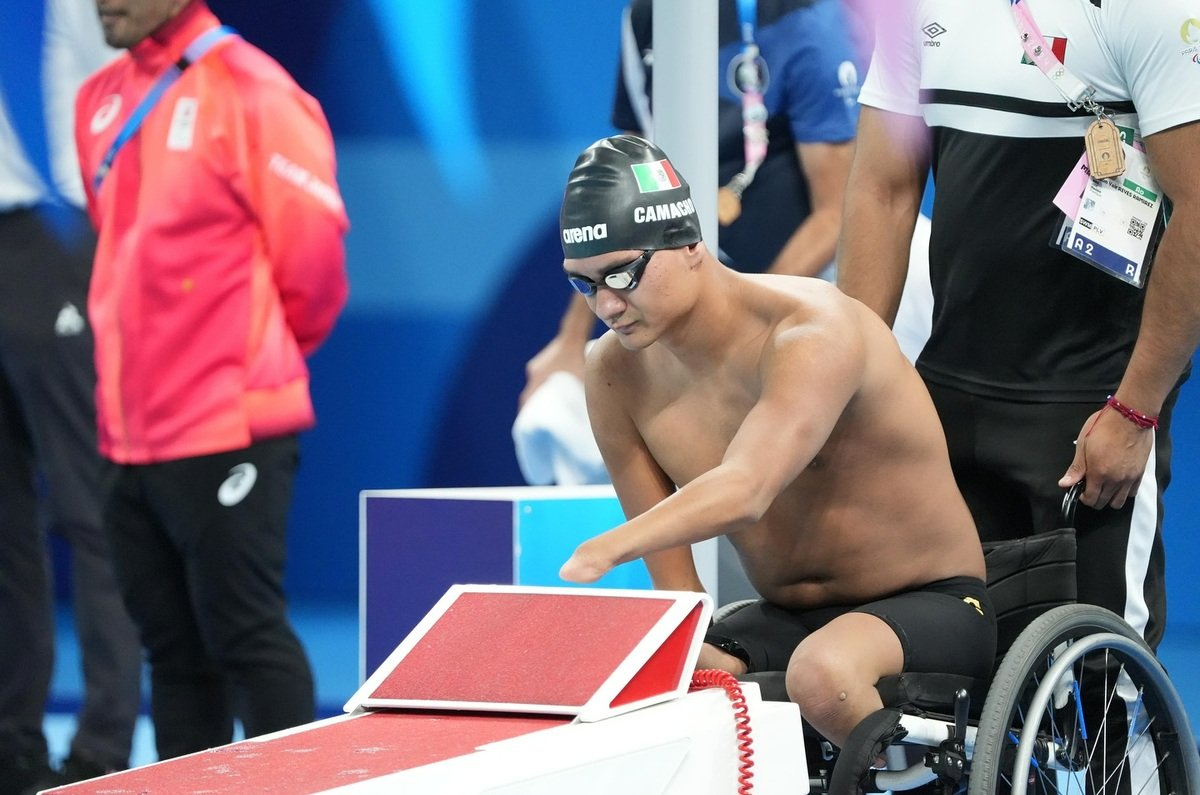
top-left (652, 0), bottom-right (718, 255)
top-left (652, 0), bottom-right (723, 598)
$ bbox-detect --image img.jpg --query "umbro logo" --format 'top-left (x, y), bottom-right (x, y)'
top-left (217, 463), bottom-right (258, 507)
top-left (923, 23), bottom-right (947, 47)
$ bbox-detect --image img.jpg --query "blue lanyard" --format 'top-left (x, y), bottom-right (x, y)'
top-left (92, 25), bottom-right (236, 192)
top-left (736, 0), bottom-right (756, 46)
top-left (729, 0), bottom-right (767, 190)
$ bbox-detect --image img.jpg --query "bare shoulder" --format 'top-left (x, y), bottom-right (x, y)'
top-left (583, 330), bottom-right (646, 403)
top-left (742, 275), bottom-right (911, 397)
top-left (749, 275), bottom-right (865, 344)
top-left (586, 330), bottom-right (636, 377)
top-left (749, 273), bottom-right (852, 314)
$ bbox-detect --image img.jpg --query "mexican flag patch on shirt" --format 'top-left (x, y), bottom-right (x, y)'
top-left (631, 160), bottom-right (682, 193)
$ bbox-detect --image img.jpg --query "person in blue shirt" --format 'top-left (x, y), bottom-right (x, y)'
top-left (523, 0), bottom-right (860, 410)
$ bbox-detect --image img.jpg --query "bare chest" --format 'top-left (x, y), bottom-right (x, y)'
top-left (634, 381), bottom-right (758, 486)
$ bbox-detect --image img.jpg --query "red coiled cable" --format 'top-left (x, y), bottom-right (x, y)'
top-left (690, 668), bottom-right (755, 794)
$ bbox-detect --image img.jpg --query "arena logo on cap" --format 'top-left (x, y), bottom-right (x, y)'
top-left (630, 160), bottom-right (682, 193)
top-left (563, 223), bottom-right (608, 245)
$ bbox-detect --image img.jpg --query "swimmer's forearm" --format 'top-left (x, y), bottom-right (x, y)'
top-left (560, 469), bottom-right (764, 582)
top-left (559, 526), bottom-right (675, 584)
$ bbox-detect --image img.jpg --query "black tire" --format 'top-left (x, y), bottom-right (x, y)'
top-left (968, 604), bottom-right (1200, 794)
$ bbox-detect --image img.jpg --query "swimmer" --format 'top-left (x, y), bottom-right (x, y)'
top-left (555, 135), bottom-right (995, 748)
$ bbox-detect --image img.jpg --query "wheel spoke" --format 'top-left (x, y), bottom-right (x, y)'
top-left (965, 606), bottom-right (1199, 795)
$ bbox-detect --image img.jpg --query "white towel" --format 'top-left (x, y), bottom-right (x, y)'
top-left (512, 370), bottom-right (610, 486)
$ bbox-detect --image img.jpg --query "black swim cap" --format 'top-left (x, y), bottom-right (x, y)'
top-left (560, 135), bottom-right (703, 259)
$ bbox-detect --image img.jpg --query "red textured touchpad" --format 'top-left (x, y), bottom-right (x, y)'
top-left (369, 592), bottom-right (676, 706)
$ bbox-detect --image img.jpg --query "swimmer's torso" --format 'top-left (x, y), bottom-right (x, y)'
top-left (620, 276), bottom-right (984, 608)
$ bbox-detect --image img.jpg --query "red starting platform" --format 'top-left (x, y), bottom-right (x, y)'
top-left (41, 585), bottom-right (807, 794)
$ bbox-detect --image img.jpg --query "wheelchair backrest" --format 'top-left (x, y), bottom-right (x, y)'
top-left (982, 526), bottom-right (1078, 670)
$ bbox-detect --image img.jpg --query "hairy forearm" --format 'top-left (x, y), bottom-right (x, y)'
top-left (836, 108), bottom-right (930, 325)
top-left (1115, 205), bottom-right (1200, 414)
top-left (836, 181), bottom-right (922, 326)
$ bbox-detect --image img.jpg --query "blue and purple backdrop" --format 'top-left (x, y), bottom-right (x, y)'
top-left (101, 3), bottom-right (1200, 652)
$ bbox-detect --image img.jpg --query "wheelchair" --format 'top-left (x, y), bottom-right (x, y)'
top-left (715, 527), bottom-right (1200, 793)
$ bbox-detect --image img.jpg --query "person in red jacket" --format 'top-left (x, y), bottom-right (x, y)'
top-left (75, 0), bottom-right (348, 760)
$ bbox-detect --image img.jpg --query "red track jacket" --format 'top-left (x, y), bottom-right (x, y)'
top-left (75, 1), bottom-right (349, 464)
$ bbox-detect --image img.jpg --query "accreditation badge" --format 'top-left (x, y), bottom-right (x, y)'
top-left (1057, 142), bottom-right (1164, 288)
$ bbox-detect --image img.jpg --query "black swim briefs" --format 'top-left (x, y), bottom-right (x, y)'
top-left (705, 576), bottom-right (997, 680)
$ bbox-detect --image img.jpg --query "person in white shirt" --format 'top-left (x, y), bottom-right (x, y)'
top-left (0, 1), bottom-right (139, 789)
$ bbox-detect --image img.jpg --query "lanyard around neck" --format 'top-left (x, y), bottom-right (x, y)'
top-left (726, 0), bottom-right (768, 196)
top-left (92, 25), bottom-right (236, 192)
top-left (736, 0), bottom-right (757, 48)
top-left (1008, 0), bottom-right (1105, 117)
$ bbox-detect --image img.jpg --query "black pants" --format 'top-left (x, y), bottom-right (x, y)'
top-left (922, 380), bottom-right (1172, 651)
top-left (0, 205), bottom-right (142, 768)
top-left (926, 381), bottom-right (1176, 795)
top-left (104, 436), bottom-right (315, 760)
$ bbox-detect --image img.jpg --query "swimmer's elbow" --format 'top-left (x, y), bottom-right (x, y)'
top-left (714, 466), bottom-right (774, 528)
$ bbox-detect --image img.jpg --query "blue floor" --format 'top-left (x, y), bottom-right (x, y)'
top-left (45, 601), bottom-right (360, 769)
top-left (45, 606), bottom-right (1200, 771)
top-left (1158, 621), bottom-right (1200, 733)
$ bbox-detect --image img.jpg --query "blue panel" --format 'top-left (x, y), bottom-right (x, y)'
top-left (284, 310), bottom-right (473, 604)
top-left (515, 497), bottom-right (651, 589)
top-left (363, 497), bottom-right (513, 675)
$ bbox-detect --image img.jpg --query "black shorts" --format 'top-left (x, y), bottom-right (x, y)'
top-left (706, 576), bottom-right (997, 681)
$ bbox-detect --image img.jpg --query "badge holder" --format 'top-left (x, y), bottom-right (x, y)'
top-left (1054, 141), bottom-right (1166, 288)
top-left (1012, 0), bottom-right (1165, 289)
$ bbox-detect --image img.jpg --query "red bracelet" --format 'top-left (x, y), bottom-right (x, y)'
top-left (1106, 395), bottom-right (1158, 430)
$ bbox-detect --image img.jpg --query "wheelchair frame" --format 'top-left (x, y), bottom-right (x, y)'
top-left (714, 600), bottom-right (1200, 793)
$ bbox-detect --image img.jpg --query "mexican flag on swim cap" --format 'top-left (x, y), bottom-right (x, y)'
top-left (631, 160), bottom-right (682, 193)
top-left (559, 135), bottom-right (703, 259)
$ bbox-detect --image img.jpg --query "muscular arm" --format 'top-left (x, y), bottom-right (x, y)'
top-left (561, 312), bottom-right (866, 583)
top-left (767, 140), bottom-right (855, 277)
top-left (836, 106), bottom-right (931, 325)
top-left (1060, 120), bottom-right (1200, 507)
top-left (577, 337), bottom-right (703, 591)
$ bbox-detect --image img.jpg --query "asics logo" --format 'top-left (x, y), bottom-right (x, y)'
top-left (217, 463), bottom-right (258, 507)
top-left (91, 95), bottom-right (122, 134)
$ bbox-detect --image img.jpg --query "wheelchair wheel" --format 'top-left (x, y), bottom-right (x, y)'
top-left (968, 604), bottom-right (1200, 794)
top-left (711, 598), bottom-right (759, 624)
